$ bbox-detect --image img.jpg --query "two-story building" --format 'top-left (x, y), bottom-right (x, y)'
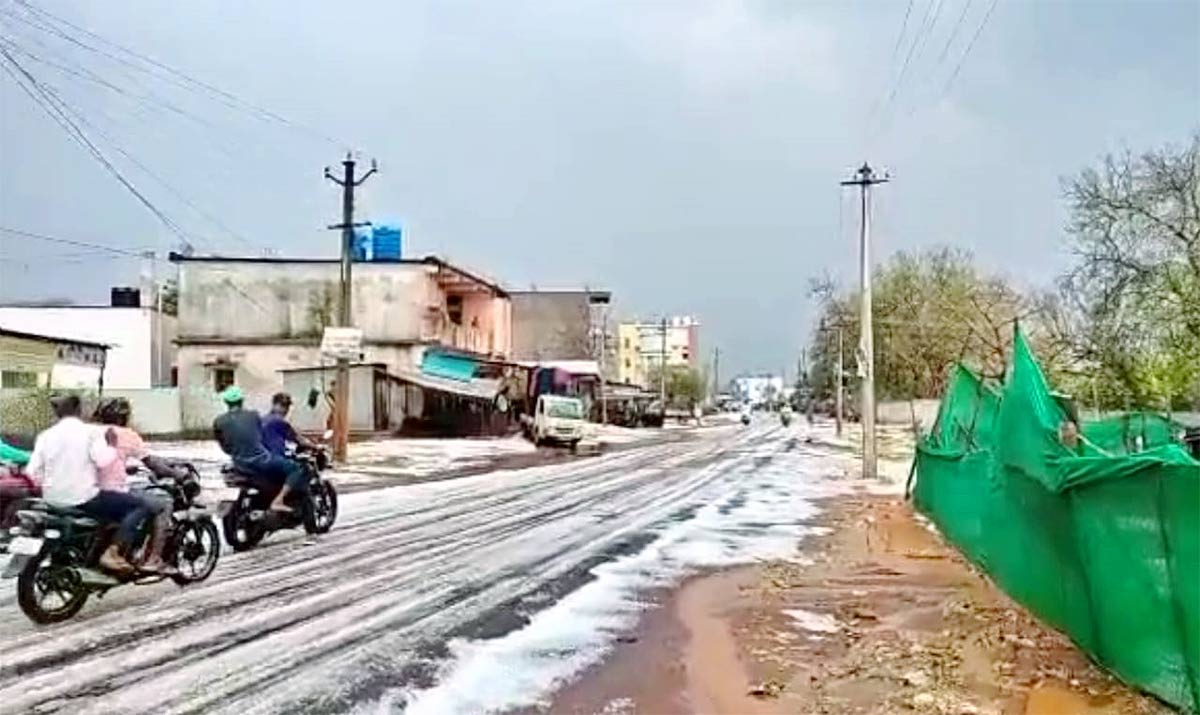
top-left (171, 253), bottom-right (511, 431)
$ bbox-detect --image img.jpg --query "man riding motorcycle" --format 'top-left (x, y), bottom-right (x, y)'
top-left (26, 394), bottom-right (150, 573)
top-left (212, 386), bottom-right (308, 514)
top-left (262, 392), bottom-right (316, 459)
top-left (93, 398), bottom-right (182, 574)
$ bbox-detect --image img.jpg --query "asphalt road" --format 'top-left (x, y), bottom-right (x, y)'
top-left (0, 422), bottom-right (849, 715)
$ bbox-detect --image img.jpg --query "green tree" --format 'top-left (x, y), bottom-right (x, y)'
top-left (808, 247), bottom-right (1058, 401)
top-left (1060, 135), bottom-right (1200, 409)
top-left (647, 365), bottom-right (707, 409)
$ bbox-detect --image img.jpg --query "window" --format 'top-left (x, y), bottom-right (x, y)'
top-left (1, 371), bottom-right (38, 389)
top-left (213, 366), bottom-right (235, 393)
top-left (447, 295), bottom-right (464, 326)
top-left (623, 338), bottom-right (630, 349)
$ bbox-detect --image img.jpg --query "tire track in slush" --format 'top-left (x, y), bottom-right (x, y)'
top-left (0, 426), bottom-right (792, 714)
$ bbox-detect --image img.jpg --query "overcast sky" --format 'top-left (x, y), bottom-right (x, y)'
top-left (0, 0), bottom-right (1196, 377)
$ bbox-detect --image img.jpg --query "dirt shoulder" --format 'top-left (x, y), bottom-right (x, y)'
top-left (549, 492), bottom-right (1173, 715)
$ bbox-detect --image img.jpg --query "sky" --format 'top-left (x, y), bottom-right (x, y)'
top-left (0, 0), bottom-right (1197, 378)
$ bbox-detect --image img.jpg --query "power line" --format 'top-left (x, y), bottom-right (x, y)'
top-left (8, 0), bottom-right (349, 149)
top-left (0, 225), bottom-right (151, 257)
top-left (0, 45), bottom-right (198, 250)
top-left (940, 0), bottom-right (1000, 98)
top-left (867, 0), bottom-right (915, 128)
top-left (934, 0), bottom-right (976, 67)
top-left (875, 0), bottom-right (941, 135)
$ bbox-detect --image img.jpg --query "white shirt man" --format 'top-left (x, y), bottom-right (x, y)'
top-left (27, 416), bottom-right (117, 507)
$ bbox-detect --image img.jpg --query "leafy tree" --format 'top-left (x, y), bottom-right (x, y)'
top-left (1060, 135), bottom-right (1200, 409)
top-left (808, 247), bottom-right (1057, 401)
top-left (646, 365), bottom-right (707, 409)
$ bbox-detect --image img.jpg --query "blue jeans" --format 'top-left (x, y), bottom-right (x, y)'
top-left (78, 490), bottom-right (152, 550)
top-left (236, 456), bottom-right (308, 495)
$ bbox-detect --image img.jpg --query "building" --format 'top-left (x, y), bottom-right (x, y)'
top-left (0, 327), bottom-right (110, 434)
top-left (171, 253), bottom-right (512, 431)
top-left (616, 316), bottom-right (700, 388)
top-left (510, 289), bottom-right (612, 362)
top-left (0, 327), bottom-right (109, 390)
top-left (0, 290), bottom-right (176, 389)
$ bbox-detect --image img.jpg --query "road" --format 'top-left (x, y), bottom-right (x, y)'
top-left (0, 423), bottom-right (854, 715)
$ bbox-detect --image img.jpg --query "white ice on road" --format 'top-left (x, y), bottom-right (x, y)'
top-left (0, 424), bottom-right (866, 715)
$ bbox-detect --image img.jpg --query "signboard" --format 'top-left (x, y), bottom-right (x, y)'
top-left (320, 327), bottom-right (364, 361)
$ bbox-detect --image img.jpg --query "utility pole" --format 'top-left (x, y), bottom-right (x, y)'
top-left (659, 317), bottom-right (668, 411)
top-left (324, 154), bottom-right (377, 463)
top-left (595, 298), bottom-right (609, 425)
top-left (835, 326), bottom-right (844, 438)
top-left (713, 346), bottom-right (720, 402)
top-left (841, 162), bottom-right (887, 480)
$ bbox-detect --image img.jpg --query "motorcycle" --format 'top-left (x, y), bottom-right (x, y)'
top-left (2, 461), bottom-right (220, 624)
top-left (218, 443), bottom-right (338, 552)
top-left (0, 463), bottom-right (39, 552)
top-left (780, 410), bottom-right (793, 427)
top-left (741, 412), bottom-right (752, 426)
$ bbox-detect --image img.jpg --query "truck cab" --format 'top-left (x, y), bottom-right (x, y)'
top-left (529, 394), bottom-right (586, 448)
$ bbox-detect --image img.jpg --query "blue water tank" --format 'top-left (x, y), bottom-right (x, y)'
top-left (371, 224), bottom-right (402, 261)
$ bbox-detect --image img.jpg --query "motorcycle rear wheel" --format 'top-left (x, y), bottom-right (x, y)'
top-left (16, 553), bottom-right (88, 624)
top-left (222, 504), bottom-right (266, 553)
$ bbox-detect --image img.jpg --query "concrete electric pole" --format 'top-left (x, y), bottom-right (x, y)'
top-left (712, 346), bottom-right (720, 403)
top-left (324, 154), bottom-right (377, 463)
top-left (841, 162), bottom-right (887, 480)
top-left (659, 317), bottom-right (668, 411)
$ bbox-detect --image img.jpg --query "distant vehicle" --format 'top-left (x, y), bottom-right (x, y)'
top-left (780, 405), bottom-right (793, 427)
top-left (740, 410), bottom-right (752, 426)
top-left (527, 394), bottom-right (586, 448)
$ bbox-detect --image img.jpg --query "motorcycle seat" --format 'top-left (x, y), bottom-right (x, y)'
top-left (21, 499), bottom-right (99, 527)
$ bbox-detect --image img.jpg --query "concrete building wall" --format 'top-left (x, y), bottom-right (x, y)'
top-left (176, 260), bottom-right (434, 343)
top-left (0, 306), bottom-right (175, 389)
top-left (176, 342), bottom-right (421, 431)
top-left (618, 316), bottom-right (700, 387)
top-left (510, 292), bottom-right (595, 361)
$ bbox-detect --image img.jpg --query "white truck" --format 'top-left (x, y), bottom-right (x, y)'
top-left (524, 394), bottom-right (587, 449)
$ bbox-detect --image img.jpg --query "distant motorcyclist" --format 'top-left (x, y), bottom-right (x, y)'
top-left (213, 386), bottom-right (307, 514)
top-left (26, 394), bottom-right (148, 573)
top-left (262, 392), bottom-right (316, 459)
top-left (93, 398), bottom-right (179, 574)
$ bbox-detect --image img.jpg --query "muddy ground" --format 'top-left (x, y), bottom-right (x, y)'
top-left (549, 491), bottom-right (1173, 715)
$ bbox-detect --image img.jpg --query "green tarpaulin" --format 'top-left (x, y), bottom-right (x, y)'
top-left (913, 326), bottom-right (1200, 711)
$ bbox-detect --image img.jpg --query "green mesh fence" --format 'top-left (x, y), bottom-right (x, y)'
top-left (913, 327), bottom-right (1200, 711)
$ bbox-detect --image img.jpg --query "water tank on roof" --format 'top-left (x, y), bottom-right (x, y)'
top-left (111, 286), bottom-right (141, 307)
top-left (371, 224), bottom-right (402, 262)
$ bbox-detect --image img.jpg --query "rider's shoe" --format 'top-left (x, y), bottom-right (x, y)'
top-left (99, 545), bottom-right (135, 574)
top-left (142, 557), bottom-right (179, 576)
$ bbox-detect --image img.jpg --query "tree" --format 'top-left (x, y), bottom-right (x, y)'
top-left (808, 247), bottom-right (1057, 401)
top-left (1060, 135), bottom-right (1200, 408)
top-left (647, 365), bottom-right (706, 409)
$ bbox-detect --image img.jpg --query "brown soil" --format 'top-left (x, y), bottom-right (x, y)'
top-left (547, 493), bottom-right (1174, 715)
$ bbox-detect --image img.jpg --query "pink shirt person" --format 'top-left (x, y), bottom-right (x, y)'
top-left (96, 426), bottom-right (148, 492)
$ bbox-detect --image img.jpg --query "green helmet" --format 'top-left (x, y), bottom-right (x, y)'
top-left (220, 385), bottom-right (244, 404)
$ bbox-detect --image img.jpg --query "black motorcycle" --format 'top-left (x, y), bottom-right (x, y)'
top-left (2, 462), bottom-right (221, 624)
top-left (218, 445), bottom-right (338, 552)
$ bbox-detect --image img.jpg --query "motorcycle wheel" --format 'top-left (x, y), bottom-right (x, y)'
top-left (171, 518), bottom-right (221, 585)
top-left (16, 552), bottom-right (88, 624)
top-left (221, 503), bottom-right (266, 553)
top-left (308, 481), bottom-right (338, 535)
